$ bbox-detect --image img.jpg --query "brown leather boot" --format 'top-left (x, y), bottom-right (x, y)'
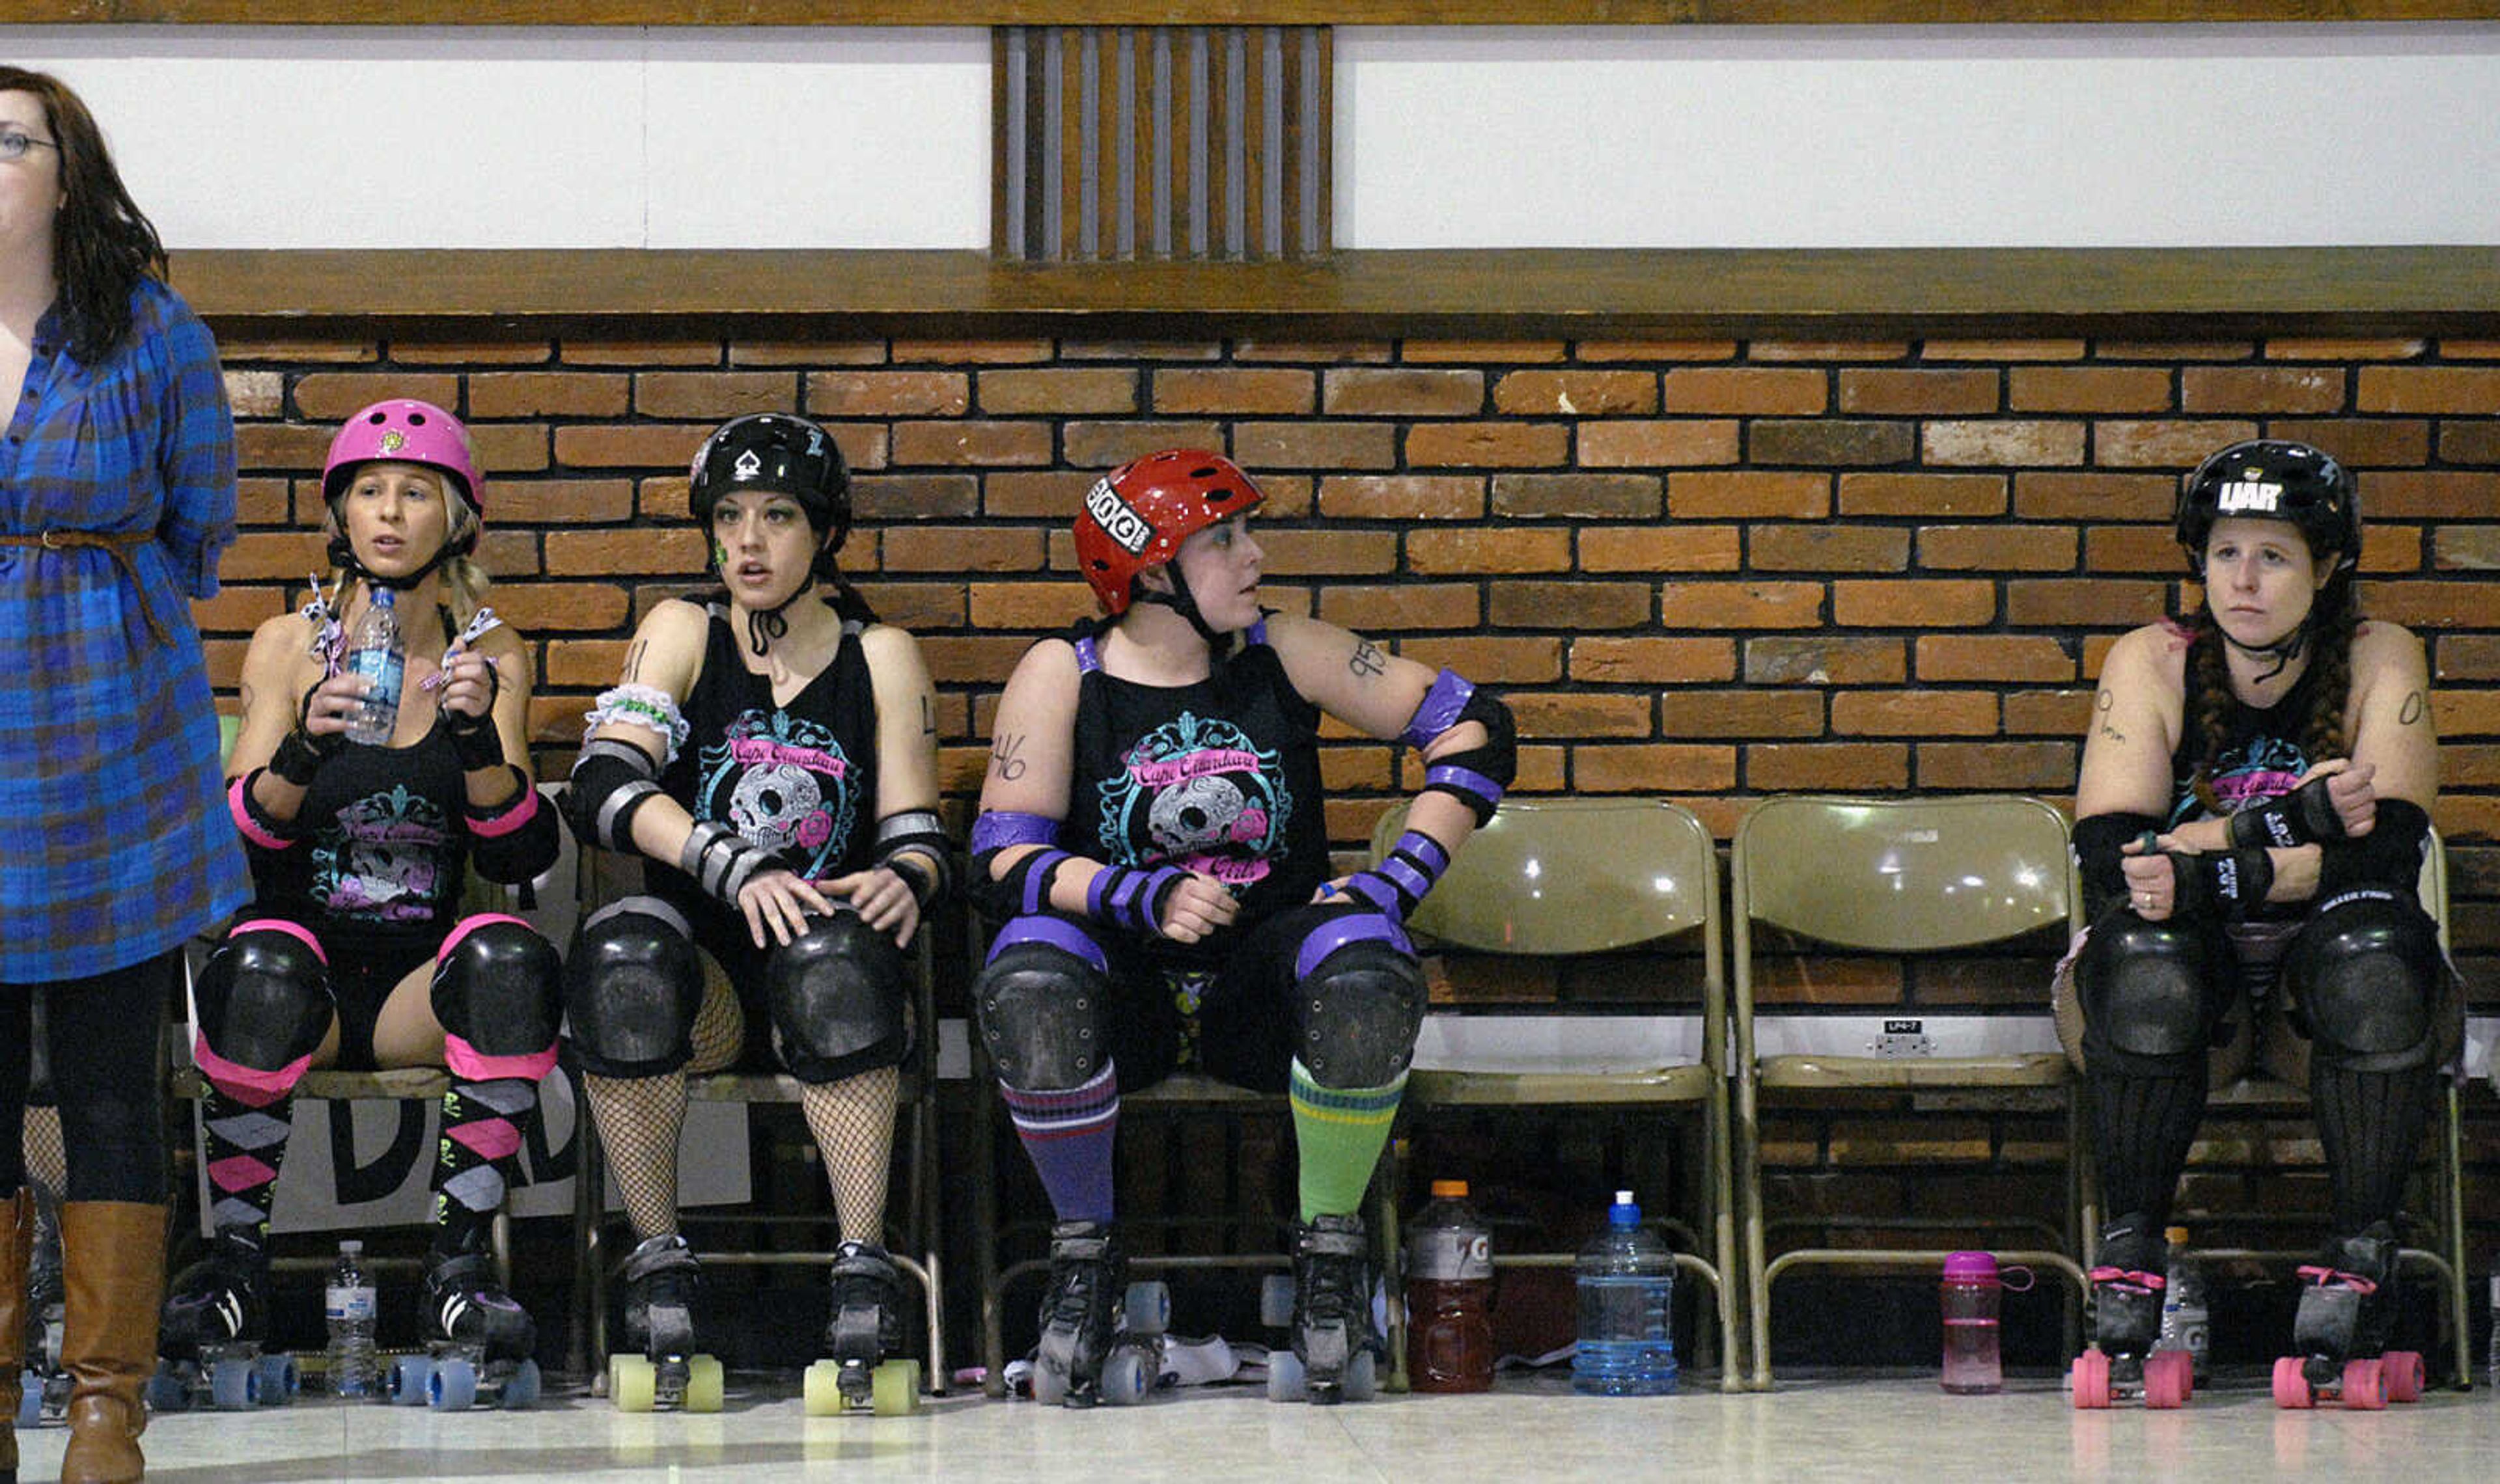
top-left (2, 1185), bottom-right (30, 1484)
top-left (57, 1202), bottom-right (164, 1484)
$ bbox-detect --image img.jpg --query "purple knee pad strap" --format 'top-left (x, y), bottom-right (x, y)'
top-left (986, 914), bottom-right (1111, 975)
top-left (1295, 912), bottom-right (1414, 983)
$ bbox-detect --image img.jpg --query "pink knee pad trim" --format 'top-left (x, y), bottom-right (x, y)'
top-left (193, 1037), bottom-right (312, 1107)
top-left (229, 778), bottom-right (292, 851)
top-left (439, 913), bottom-right (534, 961)
top-left (443, 1033), bottom-right (558, 1083)
top-left (232, 916), bottom-right (327, 963)
top-left (467, 786), bottom-right (542, 839)
top-left (446, 1118), bottom-right (523, 1162)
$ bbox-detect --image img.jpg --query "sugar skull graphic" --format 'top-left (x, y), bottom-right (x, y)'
top-left (1097, 711), bottom-right (1289, 887)
top-left (697, 709), bottom-right (858, 877)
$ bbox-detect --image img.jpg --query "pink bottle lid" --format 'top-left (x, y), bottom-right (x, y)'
top-left (1941, 1250), bottom-right (2000, 1284)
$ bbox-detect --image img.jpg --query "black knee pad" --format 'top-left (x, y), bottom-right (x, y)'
top-left (2288, 888), bottom-right (2444, 1074)
top-left (2076, 912), bottom-right (2224, 1073)
top-left (1293, 925), bottom-right (1426, 1088)
top-left (433, 915), bottom-right (563, 1057)
top-left (194, 921), bottom-right (335, 1073)
top-left (564, 898), bottom-right (705, 1079)
top-left (975, 918), bottom-right (1113, 1090)
top-left (764, 909), bottom-right (910, 1083)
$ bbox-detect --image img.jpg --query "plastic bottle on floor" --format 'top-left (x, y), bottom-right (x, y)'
top-left (1406, 1179), bottom-right (1495, 1394)
top-left (1572, 1190), bottom-right (1676, 1396)
top-left (325, 1239), bottom-right (378, 1399)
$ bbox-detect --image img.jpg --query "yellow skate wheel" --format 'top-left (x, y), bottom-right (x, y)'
top-left (872, 1359), bottom-right (921, 1416)
top-left (684, 1354), bottom-right (725, 1413)
top-left (611, 1354), bottom-right (658, 1413)
top-left (802, 1359), bottom-right (845, 1416)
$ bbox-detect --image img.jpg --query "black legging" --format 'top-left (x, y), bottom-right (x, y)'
top-left (0, 950), bottom-right (174, 1203)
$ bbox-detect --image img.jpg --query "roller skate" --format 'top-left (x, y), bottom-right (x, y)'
top-left (14, 1181), bottom-right (67, 1429)
top-left (385, 1249), bottom-right (542, 1410)
top-left (2273, 1221), bottom-right (2424, 1409)
top-left (1029, 1220), bottom-right (1167, 1407)
top-left (1267, 1214), bottom-right (1384, 1405)
top-left (2070, 1217), bottom-right (2191, 1409)
top-left (149, 1230), bottom-right (299, 1411)
top-left (607, 1233), bottom-right (722, 1412)
top-left (801, 1240), bottom-right (923, 1415)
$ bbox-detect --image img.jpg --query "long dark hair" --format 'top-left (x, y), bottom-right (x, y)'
top-left (2184, 566), bottom-right (2357, 816)
top-left (0, 67), bottom-right (167, 364)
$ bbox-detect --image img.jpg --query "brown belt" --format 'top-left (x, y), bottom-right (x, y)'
top-left (0, 528), bottom-right (171, 644)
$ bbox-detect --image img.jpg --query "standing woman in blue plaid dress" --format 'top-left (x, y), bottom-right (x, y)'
top-left (0, 68), bottom-right (248, 1484)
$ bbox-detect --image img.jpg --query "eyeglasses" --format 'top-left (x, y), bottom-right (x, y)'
top-left (0, 130), bottom-right (61, 163)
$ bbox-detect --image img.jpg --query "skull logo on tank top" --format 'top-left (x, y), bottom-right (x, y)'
top-left (1094, 711), bottom-right (1294, 888)
top-left (695, 709), bottom-right (861, 878)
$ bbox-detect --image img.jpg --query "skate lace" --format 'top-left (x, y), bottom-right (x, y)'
top-left (2296, 1264), bottom-right (2377, 1295)
top-left (1044, 1252), bottom-right (1104, 1326)
top-left (1299, 1245), bottom-right (1366, 1325)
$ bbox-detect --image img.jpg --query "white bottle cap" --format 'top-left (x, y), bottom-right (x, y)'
top-left (1615, 1190), bottom-right (1635, 1205)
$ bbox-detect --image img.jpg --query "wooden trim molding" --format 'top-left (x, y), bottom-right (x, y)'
top-left (169, 246), bottom-right (2500, 340)
top-left (21, 1), bottom-right (2500, 23)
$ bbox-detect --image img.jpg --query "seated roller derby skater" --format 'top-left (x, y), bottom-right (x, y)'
top-left (969, 451), bottom-right (1513, 1406)
top-left (566, 414), bottom-right (947, 1414)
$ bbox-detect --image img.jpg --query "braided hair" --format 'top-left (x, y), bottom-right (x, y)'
top-left (2184, 570), bottom-right (2357, 816)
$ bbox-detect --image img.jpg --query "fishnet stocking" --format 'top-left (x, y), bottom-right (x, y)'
top-left (583, 975), bottom-right (744, 1241)
top-left (800, 1067), bottom-right (898, 1246)
top-left (21, 1104), bottom-right (65, 1193)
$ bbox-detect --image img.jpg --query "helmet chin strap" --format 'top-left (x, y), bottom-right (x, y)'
top-left (1134, 570), bottom-right (1226, 650)
top-left (327, 532), bottom-right (455, 593)
top-left (2219, 611), bottom-right (2312, 687)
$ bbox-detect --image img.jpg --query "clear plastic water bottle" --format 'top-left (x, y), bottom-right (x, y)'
top-left (1572, 1189), bottom-right (1676, 1396)
top-left (2158, 1225), bottom-right (2210, 1383)
top-left (1939, 1251), bottom-right (2003, 1394)
top-left (342, 586), bottom-right (404, 746)
top-left (2486, 1274), bottom-right (2499, 1393)
top-left (324, 1239), bottom-right (379, 1398)
top-left (1406, 1178), bottom-right (1495, 1394)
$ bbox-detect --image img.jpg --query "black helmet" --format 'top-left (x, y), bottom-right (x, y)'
top-left (2175, 439), bottom-right (2358, 577)
top-left (688, 413), bottom-right (851, 551)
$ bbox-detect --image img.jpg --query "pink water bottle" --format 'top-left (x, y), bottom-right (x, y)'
top-left (1940, 1250), bottom-right (2003, 1394)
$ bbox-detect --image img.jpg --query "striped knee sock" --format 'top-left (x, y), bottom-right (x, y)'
top-left (999, 1061), bottom-right (1120, 1224)
top-left (1290, 1060), bottom-right (1405, 1223)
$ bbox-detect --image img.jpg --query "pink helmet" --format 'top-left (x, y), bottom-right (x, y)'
top-left (322, 399), bottom-right (482, 515)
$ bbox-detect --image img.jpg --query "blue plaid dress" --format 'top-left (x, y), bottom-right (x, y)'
top-left (0, 277), bottom-right (248, 983)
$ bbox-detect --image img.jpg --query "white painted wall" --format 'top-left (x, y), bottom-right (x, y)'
top-left (5, 22), bottom-right (2494, 251)
top-left (0, 27), bottom-right (993, 249)
top-left (1335, 23), bottom-right (2500, 248)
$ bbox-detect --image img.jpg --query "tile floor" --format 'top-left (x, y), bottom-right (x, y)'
top-left (14, 1369), bottom-right (2500, 1483)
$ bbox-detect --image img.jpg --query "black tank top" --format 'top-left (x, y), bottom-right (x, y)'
top-left (256, 607), bottom-right (466, 949)
top-left (650, 601), bottom-right (883, 925)
top-left (1063, 617), bottom-right (1329, 952)
top-left (2167, 637), bottom-right (2328, 830)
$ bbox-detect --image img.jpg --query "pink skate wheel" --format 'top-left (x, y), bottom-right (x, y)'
top-left (2382, 1350), bottom-right (2424, 1403)
top-left (2070, 1348), bottom-right (2111, 1409)
top-left (2273, 1355), bottom-right (2315, 1409)
top-left (2340, 1358), bottom-right (2385, 1410)
top-left (2144, 1351), bottom-right (2188, 1409)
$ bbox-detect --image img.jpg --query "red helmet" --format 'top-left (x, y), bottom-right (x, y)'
top-left (1074, 450), bottom-right (1264, 615)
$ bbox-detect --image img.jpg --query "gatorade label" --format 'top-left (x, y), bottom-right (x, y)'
top-left (1413, 1228), bottom-right (1493, 1282)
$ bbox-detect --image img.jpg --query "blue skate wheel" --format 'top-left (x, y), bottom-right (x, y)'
top-left (145, 1367), bottom-right (191, 1413)
top-left (209, 1355), bottom-right (256, 1408)
top-left (1123, 1282), bottom-right (1171, 1337)
top-left (500, 1358), bottom-right (542, 1409)
top-left (429, 1357), bottom-right (479, 1410)
top-left (1266, 1350), bottom-right (1305, 1403)
top-left (1102, 1349), bottom-right (1152, 1405)
top-left (258, 1352), bottom-right (299, 1404)
top-left (1260, 1274), bottom-right (1296, 1330)
top-left (1342, 1351), bottom-right (1378, 1403)
top-left (390, 1354), bottom-right (436, 1406)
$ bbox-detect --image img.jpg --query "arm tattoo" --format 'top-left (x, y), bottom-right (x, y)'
top-left (1348, 639), bottom-right (1387, 679)
top-left (2399, 689), bottom-right (2428, 727)
top-left (2093, 689), bottom-right (2124, 745)
top-left (238, 681), bottom-right (257, 719)
top-left (920, 693), bottom-right (938, 737)
top-left (990, 732), bottom-right (1028, 780)
top-left (621, 639), bottom-right (647, 683)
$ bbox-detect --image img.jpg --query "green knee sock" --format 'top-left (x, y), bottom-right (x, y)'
top-left (1289, 1059), bottom-right (1405, 1222)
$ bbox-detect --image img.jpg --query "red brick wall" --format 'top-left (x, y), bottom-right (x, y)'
top-left (204, 321), bottom-right (2500, 1268)
top-left (204, 324), bottom-right (2500, 989)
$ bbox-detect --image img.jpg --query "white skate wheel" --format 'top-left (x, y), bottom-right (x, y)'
top-left (1124, 1281), bottom-right (1171, 1336)
top-left (1266, 1350), bottom-right (1305, 1402)
top-left (684, 1354), bottom-right (726, 1413)
top-left (803, 1358), bottom-right (846, 1416)
top-left (1260, 1274), bottom-right (1296, 1329)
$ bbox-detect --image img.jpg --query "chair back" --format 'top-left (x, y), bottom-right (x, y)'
top-left (1734, 794), bottom-right (2072, 954)
top-left (1372, 795), bottom-right (1718, 958)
